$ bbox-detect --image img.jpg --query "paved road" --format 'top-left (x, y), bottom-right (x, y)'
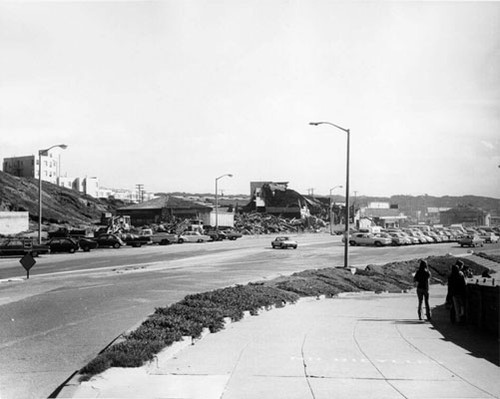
top-left (0, 234), bottom-right (496, 399)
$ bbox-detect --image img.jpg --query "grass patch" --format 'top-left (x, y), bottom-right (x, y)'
top-left (79, 255), bottom-right (490, 380)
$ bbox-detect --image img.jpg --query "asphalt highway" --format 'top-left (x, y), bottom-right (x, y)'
top-left (0, 233), bottom-right (496, 399)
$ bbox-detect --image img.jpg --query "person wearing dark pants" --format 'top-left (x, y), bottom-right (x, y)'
top-left (414, 260), bottom-right (432, 321)
top-left (448, 261), bottom-right (467, 324)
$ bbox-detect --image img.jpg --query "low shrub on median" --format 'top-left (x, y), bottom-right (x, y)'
top-left (79, 284), bottom-right (299, 380)
top-left (79, 255), bottom-right (490, 380)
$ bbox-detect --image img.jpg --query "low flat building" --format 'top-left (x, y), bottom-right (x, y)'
top-left (117, 195), bottom-right (213, 226)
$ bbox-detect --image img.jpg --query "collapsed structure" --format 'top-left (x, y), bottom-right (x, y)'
top-left (243, 182), bottom-right (325, 218)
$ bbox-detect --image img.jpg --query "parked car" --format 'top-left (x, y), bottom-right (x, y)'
top-left (271, 236), bottom-right (298, 249)
top-left (386, 232), bottom-right (411, 246)
top-left (219, 230), bottom-right (243, 240)
top-left (95, 234), bottom-right (125, 248)
top-left (46, 237), bottom-right (80, 253)
top-left (403, 230), bottom-right (427, 244)
top-left (78, 237), bottom-right (99, 252)
top-left (121, 233), bottom-right (151, 247)
top-left (0, 237), bottom-right (49, 257)
top-left (458, 235), bottom-right (484, 248)
top-left (140, 229), bottom-right (181, 245)
top-left (205, 231), bottom-right (224, 241)
top-left (344, 232), bottom-right (392, 247)
top-left (479, 232), bottom-right (499, 244)
top-left (180, 231), bottom-right (212, 243)
top-left (426, 231), bottom-right (443, 243)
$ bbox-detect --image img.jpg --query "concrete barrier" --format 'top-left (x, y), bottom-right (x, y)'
top-left (466, 282), bottom-right (499, 336)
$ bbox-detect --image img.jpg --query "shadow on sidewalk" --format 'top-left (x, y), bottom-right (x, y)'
top-left (430, 303), bottom-right (499, 367)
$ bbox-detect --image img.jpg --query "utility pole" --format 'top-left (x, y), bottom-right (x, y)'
top-left (136, 184), bottom-right (144, 203)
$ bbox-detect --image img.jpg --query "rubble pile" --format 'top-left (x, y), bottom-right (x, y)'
top-left (234, 212), bottom-right (327, 235)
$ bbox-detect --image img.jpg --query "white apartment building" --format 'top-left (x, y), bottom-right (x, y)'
top-left (3, 154), bottom-right (60, 184)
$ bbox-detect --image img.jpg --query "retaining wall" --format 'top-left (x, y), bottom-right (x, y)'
top-left (466, 281), bottom-right (499, 336)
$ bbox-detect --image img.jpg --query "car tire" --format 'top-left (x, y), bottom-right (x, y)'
top-left (374, 241), bottom-right (382, 247)
top-left (69, 247), bottom-right (76, 253)
top-left (113, 242), bottom-right (120, 249)
top-left (31, 251), bottom-right (38, 257)
top-left (82, 246), bottom-right (90, 252)
top-left (349, 240), bottom-right (356, 246)
top-left (178, 238), bottom-right (184, 244)
top-left (197, 239), bottom-right (203, 243)
top-left (160, 239), bottom-right (170, 245)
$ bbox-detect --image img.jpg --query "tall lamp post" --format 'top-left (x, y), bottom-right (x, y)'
top-left (38, 144), bottom-right (68, 244)
top-left (310, 121), bottom-right (350, 268)
top-left (329, 185), bottom-right (343, 235)
top-left (215, 173), bottom-right (233, 231)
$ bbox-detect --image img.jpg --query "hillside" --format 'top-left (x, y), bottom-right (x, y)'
top-left (0, 171), bottom-right (123, 227)
top-left (1, 170), bottom-right (498, 230)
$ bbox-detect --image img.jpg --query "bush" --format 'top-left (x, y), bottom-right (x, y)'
top-left (79, 255), bottom-right (489, 381)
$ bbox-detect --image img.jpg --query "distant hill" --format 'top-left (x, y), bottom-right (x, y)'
top-left (0, 171), bottom-right (124, 227)
top-left (348, 194), bottom-right (500, 218)
top-left (1, 170), bottom-right (498, 228)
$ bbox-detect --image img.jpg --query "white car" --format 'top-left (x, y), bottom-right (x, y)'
top-left (271, 236), bottom-right (298, 249)
top-left (179, 231), bottom-right (212, 243)
top-left (479, 232), bottom-right (499, 244)
top-left (346, 233), bottom-right (392, 247)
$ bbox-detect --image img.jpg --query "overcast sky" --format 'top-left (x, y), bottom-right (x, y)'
top-left (1, 1), bottom-right (499, 198)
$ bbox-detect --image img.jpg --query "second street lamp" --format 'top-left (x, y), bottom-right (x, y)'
top-left (215, 173), bottom-right (233, 231)
top-left (38, 144), bottom-right (68, 244)
top-left (310, 121), bottom-right (350, 268)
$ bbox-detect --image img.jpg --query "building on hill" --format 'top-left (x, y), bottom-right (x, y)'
top-left (3, 154), bottom-right (60, 184)
top-left (440, 205), bottom-right (490, 226)
top-left (116, 195), bottom-right (213, 226)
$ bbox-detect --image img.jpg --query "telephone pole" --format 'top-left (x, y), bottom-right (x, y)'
top-left (136, 184), bottom-right (144, 203)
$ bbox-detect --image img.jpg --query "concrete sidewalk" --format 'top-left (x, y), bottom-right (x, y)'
top-left (62, 285), bottom-right (500, 399)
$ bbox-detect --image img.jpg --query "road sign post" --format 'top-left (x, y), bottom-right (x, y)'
top-left (20, 253), bottom-right (36, 279)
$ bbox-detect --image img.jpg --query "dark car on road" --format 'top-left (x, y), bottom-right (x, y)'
top-left (0, 237), bottom-right (49, 257)
top-left (95, 234), bottom-right (125, 249)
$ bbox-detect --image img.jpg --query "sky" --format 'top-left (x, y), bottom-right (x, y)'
top-left (1, 1), bottom-right (499, 198)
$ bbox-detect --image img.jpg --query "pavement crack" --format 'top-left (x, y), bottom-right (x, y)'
top-left (219, 342), bottom-right (249, 399)
top-left (353, 320), bottom-right (409, 399)
top-left (301, 333), bottom-right (316, 399)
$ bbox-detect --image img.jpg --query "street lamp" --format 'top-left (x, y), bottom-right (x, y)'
top-left (329, 185), bottom-right (343, 235)
top-left (215, 173), bottom-right (233, 231)
top-left (38, 144), bottom-right (68, 243)
top-left (310, 121), bottom-right (350, 268)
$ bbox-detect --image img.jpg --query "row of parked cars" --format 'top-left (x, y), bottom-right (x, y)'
top-left (0, 229), bottom-right (243, 257)
top-left (343, 226), bottom-right (500, 247)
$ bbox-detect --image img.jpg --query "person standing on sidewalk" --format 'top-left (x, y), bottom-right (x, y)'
top-left (414, 260), bottom-right (432, 321)
top-left (448, 261), bottom-right (467, 324)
